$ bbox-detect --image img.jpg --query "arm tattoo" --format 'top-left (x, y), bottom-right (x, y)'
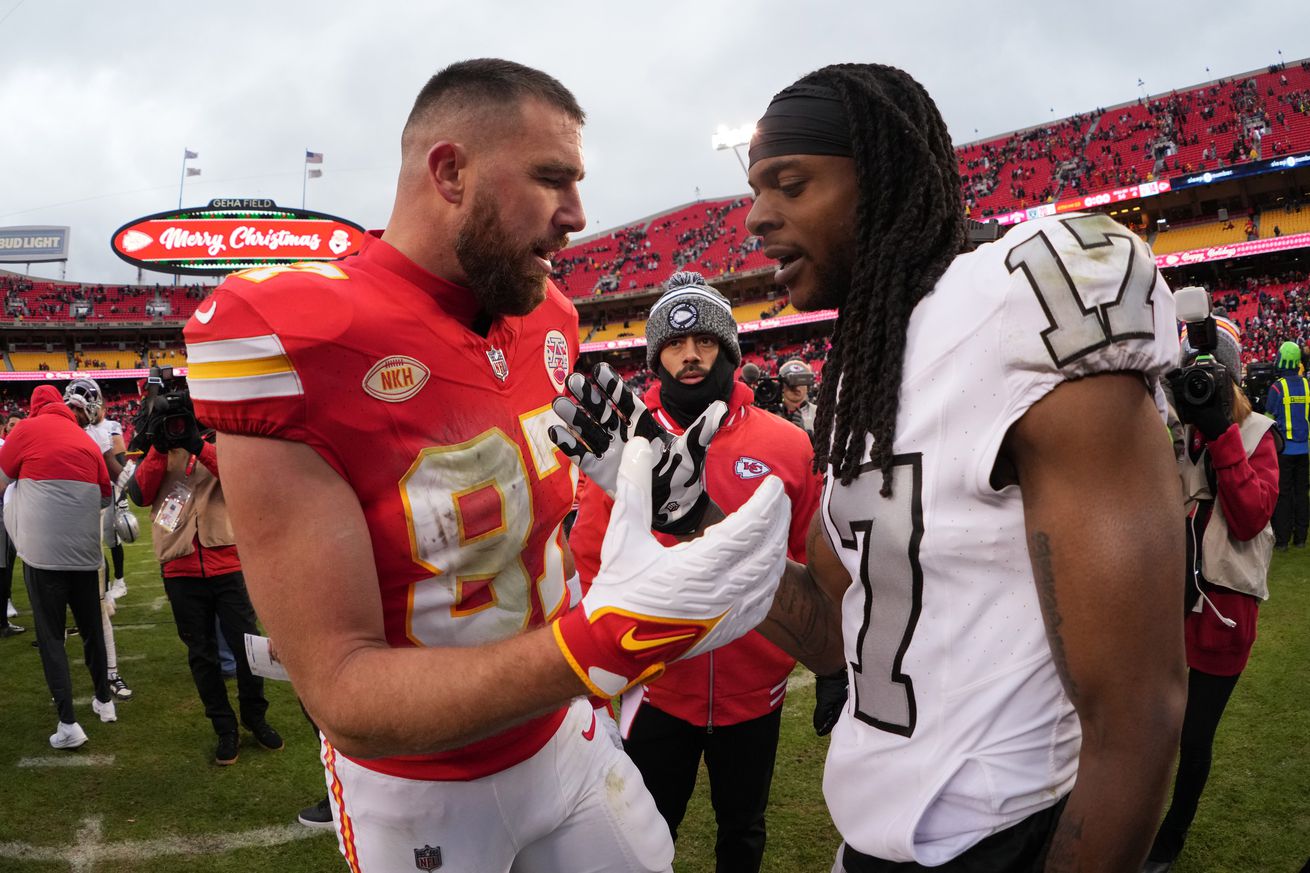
top-left (1030, 531), bottom-right (1079, 702)
top-left (760, 562), bottom-right (840, 664)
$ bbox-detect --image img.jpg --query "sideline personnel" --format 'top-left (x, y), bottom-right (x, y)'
top-left (570, 273), bottom-right (821, 872)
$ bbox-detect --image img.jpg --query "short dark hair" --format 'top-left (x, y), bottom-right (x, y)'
top-left (404, 58), bottom-right (585, 140)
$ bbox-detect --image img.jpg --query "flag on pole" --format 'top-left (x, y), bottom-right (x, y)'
top-left (307, 169), bottom-right (323, 179)
top-left (186, 168), bottom-right (202, 177)
top-left (305, 151), bottom-right (323, 164)
top-left (184, 149), bottom-right (198, 159)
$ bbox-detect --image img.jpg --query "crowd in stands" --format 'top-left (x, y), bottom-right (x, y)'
top-left (1213, 269), bottom-right (1310, 366)
top-left (0, 273), bottom-right (212, 324)
top-left (549, 61), bottom-right (1310, 295)
top-left (551, 198), bottom-right (769, 298)
top-left (958, 113), bottom-right (1093, 215)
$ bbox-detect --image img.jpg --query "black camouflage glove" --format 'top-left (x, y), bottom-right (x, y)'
top-left (549, 362), bottom-right (727, 534)
top-left (813, 669), bottom-right (849, 736)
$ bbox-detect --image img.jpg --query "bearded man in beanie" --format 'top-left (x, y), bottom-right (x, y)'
top-left (568, 272), bottom-right (822, 872)
top-left (1265, 341), bottom-right (1309, 548)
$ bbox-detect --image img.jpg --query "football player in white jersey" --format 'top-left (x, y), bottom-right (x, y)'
top-left (737, 66), bottom-right (1187, 871)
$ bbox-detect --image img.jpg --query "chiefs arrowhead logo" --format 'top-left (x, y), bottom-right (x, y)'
top-left (362, 355), bottom-right (429, 402)
top-left (734, 456), bottom-right (771, 479)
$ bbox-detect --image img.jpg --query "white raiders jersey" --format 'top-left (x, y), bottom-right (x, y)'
top-left (820, 213), bottom-right (1179, 864)
top-left (85, 418), bottom-right (122, 455)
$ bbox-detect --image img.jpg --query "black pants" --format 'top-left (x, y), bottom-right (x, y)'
top-left (1148, 668), bottom-right (1242, 863)
top-left (839, 796), bottom-right (1068, 873)
top-left (624, 704), bottom-right (782, 873)
top-left (163, 571), bottom-right (268, 736)
top-left (1273, 452), bottom-right (1309, 546)
top-left (24, 564), bottom-right (111, 724)
top-left (0, 538), bottom-right (16, 616)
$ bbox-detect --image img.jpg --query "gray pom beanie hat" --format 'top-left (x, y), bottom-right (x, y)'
top-left (645, 271), bottom-right (741, 370)
top-left (1180, 315), bottom-right (1242, 383)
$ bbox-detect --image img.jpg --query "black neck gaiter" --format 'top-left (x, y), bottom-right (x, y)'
top-left (657, 355), bottom-right (736, 429)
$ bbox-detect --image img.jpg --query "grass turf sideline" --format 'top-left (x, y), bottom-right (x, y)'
top-left (0, 505), bottom-right (1306, 871)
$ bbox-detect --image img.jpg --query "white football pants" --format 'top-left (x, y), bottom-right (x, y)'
top-left (322, 697), bottom-right (674, 873)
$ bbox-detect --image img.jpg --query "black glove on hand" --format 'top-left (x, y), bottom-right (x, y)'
top-left (149, 417), bottom-right (170, 454)
top-left (179, 419), bottom-right (206, 456)
top-left (813, 669), bottom-right (849, 736)
top-left (1165, 365), bottom-right (1233, 441)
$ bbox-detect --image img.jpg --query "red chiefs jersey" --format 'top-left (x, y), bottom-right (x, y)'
top-left (183, 234), bottom-right (579, 780)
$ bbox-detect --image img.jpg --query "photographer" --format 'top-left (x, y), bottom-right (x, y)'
top-left (569, 272), bottom-right (821, 872)
top-left (777, 359), bottom-right (817, 435)
top-left (1147, 312), bottom-right (1279, 872)
top-left (125, 370), bottom-right (282, 766)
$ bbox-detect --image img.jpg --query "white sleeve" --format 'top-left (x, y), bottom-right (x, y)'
top-left (997, 213), bottom-right (1179, 424)
top-left (970, 215), bottom-right (1180, 495)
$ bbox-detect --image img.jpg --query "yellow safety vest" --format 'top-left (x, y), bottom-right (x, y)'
top-left (1277, 377), bottom-right (1310, 440)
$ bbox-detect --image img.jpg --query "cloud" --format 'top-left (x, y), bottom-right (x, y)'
top-left (1, 0), bottom-right (1304, 283)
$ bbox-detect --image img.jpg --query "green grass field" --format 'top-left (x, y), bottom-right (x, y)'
top-left (0, 505), bottom-right (1305, 872)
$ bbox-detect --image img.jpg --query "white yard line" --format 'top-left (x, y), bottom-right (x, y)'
top-left (117, 653), bottom-right (147, 662)
top-left (16, 756), bottom-right (116, 769)
top-left (0, 817), bottom-right (327, 871)
top-left (108, 623), bottom-right (160, 631)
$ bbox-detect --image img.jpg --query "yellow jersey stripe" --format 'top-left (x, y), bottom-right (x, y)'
top-left (186, 355), bottom-right (296, 380)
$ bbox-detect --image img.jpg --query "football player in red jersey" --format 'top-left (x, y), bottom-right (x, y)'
top-left (184, 60), bottom-right (790, 873)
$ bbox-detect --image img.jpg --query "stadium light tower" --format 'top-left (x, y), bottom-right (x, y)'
top-left (712, 124), bottom-right (755, 178)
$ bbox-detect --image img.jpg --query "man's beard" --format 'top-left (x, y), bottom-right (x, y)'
top-left (453, 191), bottom-right (564, 317)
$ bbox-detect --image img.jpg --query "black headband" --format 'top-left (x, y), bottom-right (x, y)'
top-left (748, 83), bottom-right (852, 167)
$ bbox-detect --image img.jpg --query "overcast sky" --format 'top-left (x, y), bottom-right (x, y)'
top-left (2, 0), bottom-right (1307, 285)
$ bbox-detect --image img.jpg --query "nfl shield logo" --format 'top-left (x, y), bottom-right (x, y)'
top-left (414, 845), bottom-right (442, 870)
top-left (486, 347), bottom-right (509, 382)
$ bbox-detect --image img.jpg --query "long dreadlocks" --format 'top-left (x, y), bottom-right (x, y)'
top-left (804, 64), bottom-right (967, 495)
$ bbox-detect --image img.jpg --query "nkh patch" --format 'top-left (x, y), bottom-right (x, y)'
top-left (734, 456), bottom-right (772, 479)
top-left (414, 844), bottom-right (443, 870)
top-left (362, 355), bottom-right (430, 402)
top-left (486, 347), bottom-right (509, 382)
top-left (543, 329), bottom-right (569, 391)
top-left (668, 301), bottom-right (698, 329)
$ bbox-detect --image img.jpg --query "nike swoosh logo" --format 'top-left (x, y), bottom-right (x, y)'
top-left (195, 301), bottom-right (217, 324)
top-left (581, 711), bottom-right (597, 742)
top-left (620, 626), bottom-right (697, 653)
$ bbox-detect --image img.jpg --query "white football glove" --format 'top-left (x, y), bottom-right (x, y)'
top-left (552, 437), bottom-right (790, 698)
top-left (548, 362), bottom-right (727, 534)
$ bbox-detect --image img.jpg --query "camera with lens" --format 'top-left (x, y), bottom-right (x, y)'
top-left (1175, 288), bottom-right (1225, 401)
top-left (752, 376), bottom-right (784, 415)
top-left (130, 366), bottom-right (200, 453)
top-left (1168, 287), bottom-right (1232, 432)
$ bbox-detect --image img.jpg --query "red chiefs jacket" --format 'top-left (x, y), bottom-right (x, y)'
top-left (0, 385), bottom-right (110, 572)
top-left (570, 381), bottom-right (821, 727)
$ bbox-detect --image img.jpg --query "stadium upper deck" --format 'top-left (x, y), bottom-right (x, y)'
top-left (3, 57), bottom-right (1307, 340)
